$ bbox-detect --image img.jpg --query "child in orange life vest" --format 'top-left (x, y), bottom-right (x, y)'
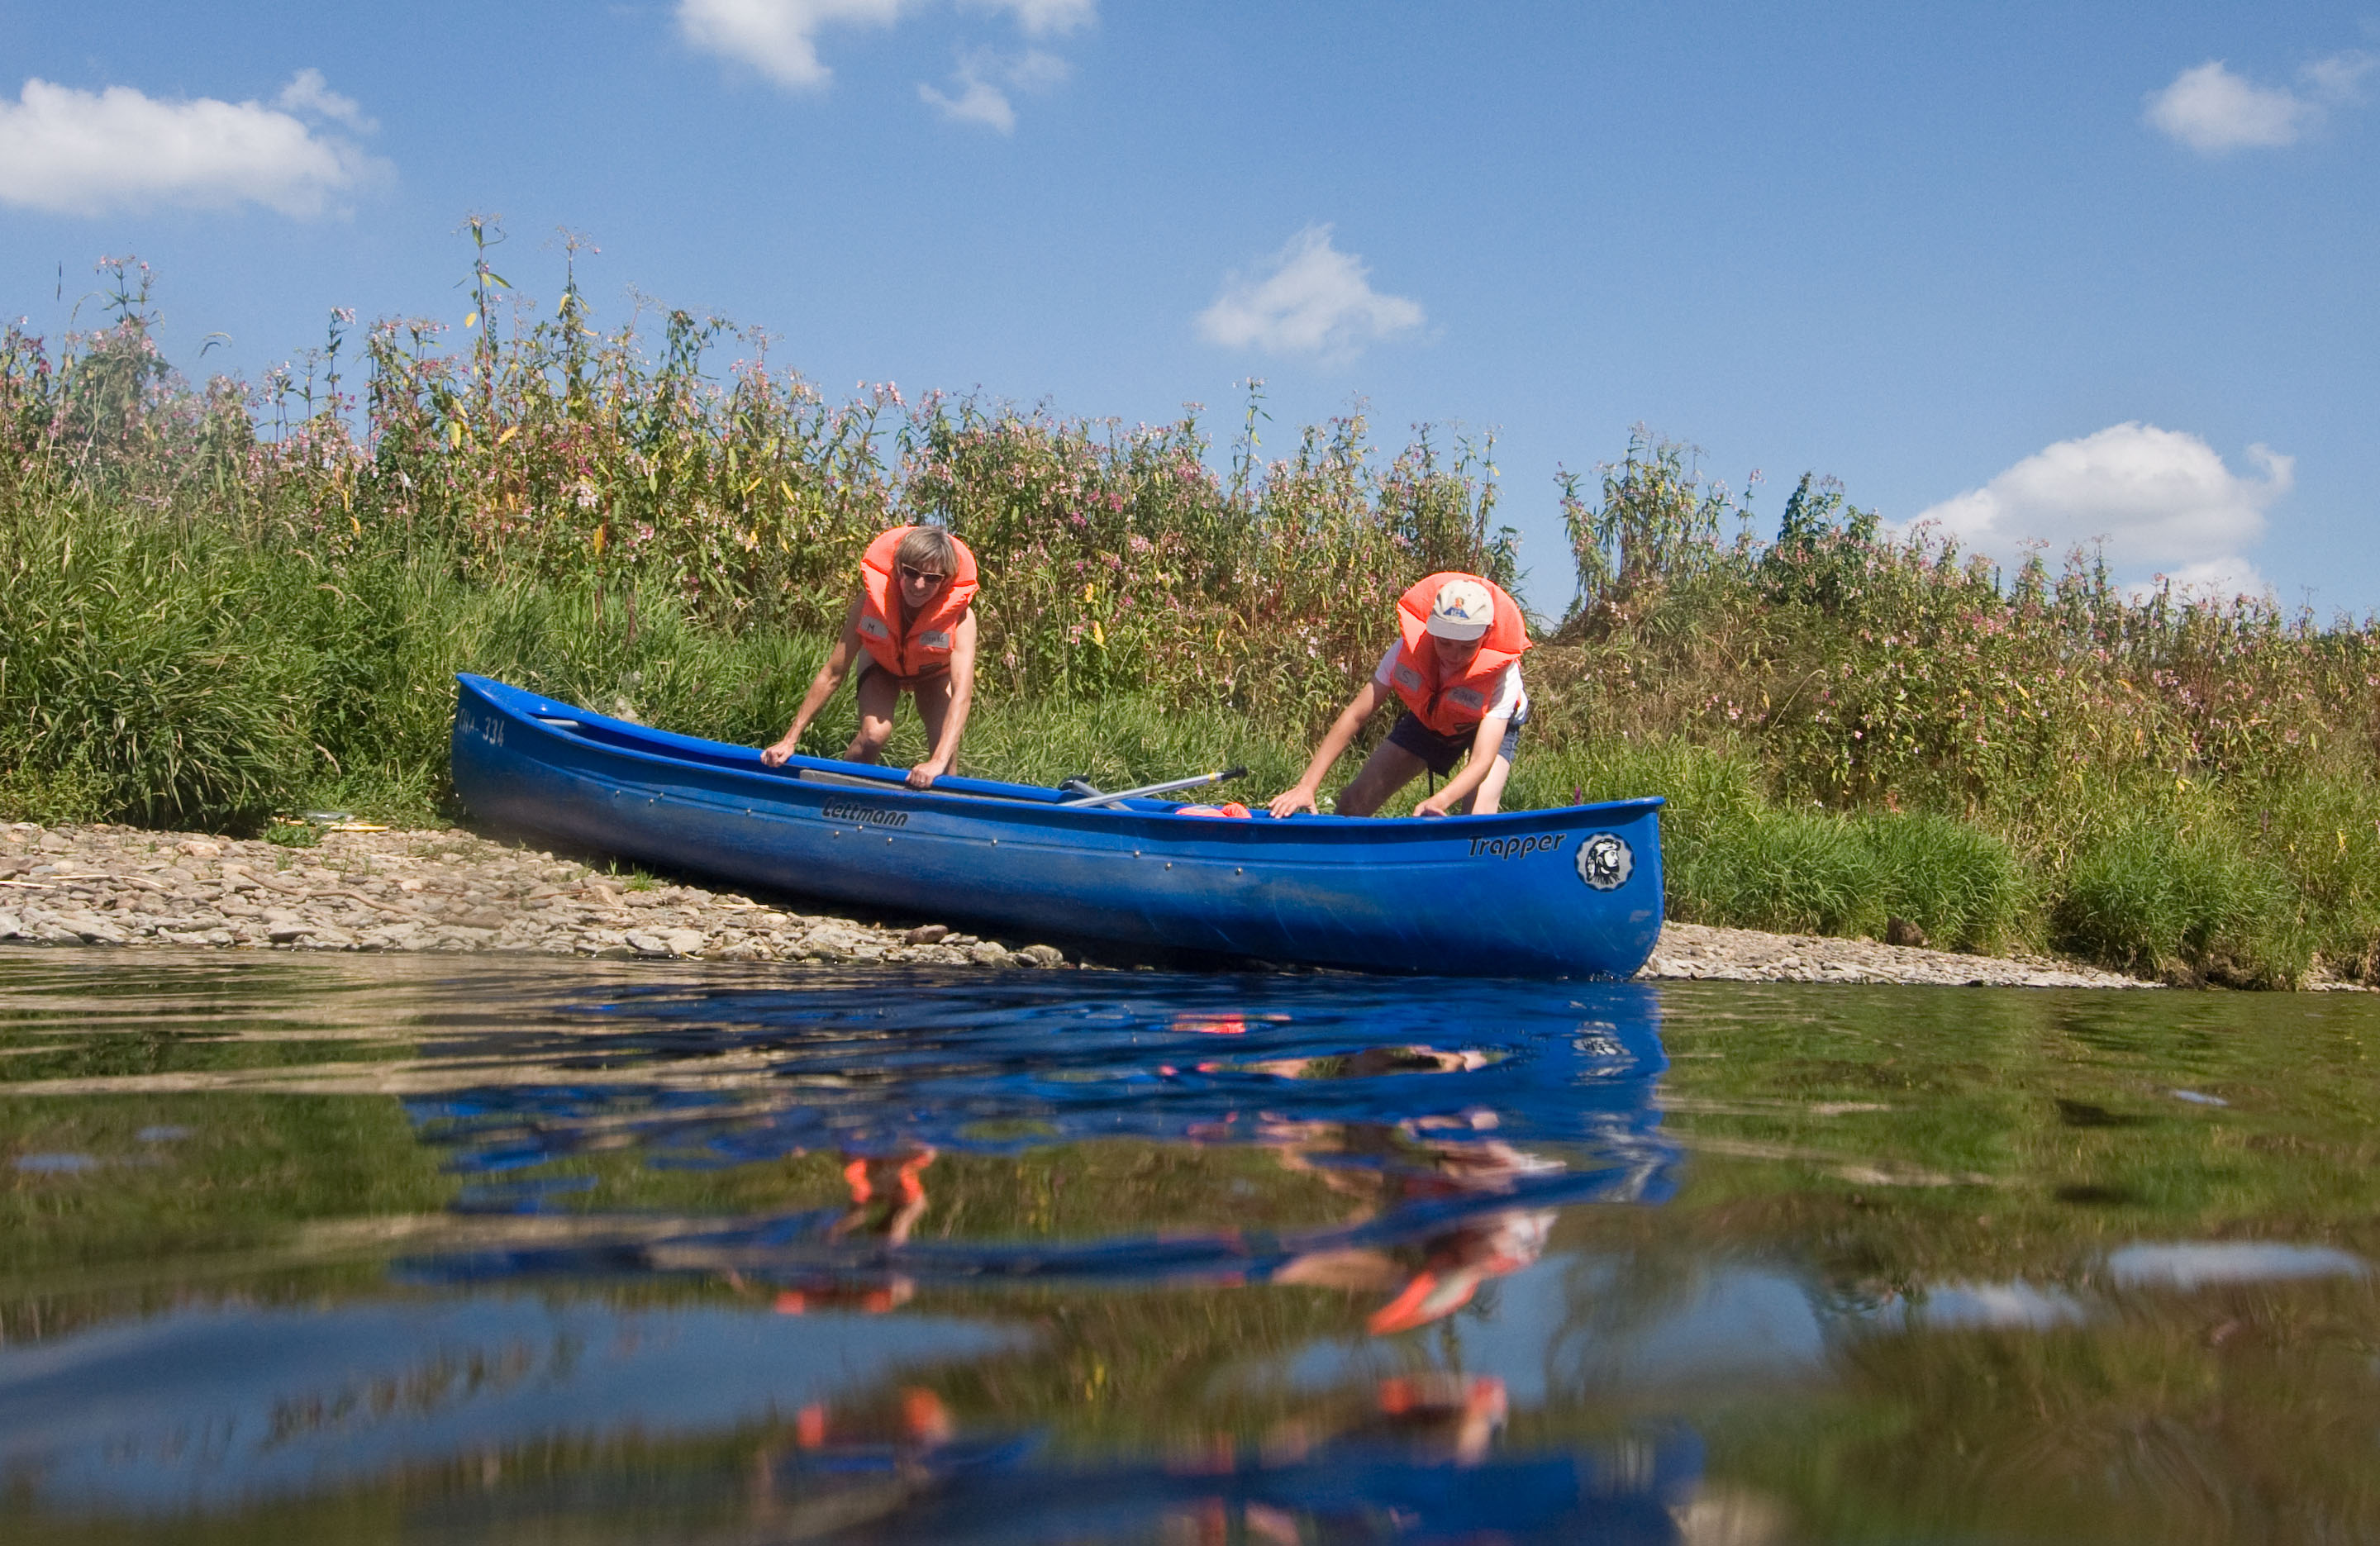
top-left (1267, 573), bottom-right (1531, 819)
top-left (760, 526), bottom-right (979, 790)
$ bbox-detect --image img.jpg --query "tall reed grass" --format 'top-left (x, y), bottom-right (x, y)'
top-left (7, 245), bottom-right (2380, 983)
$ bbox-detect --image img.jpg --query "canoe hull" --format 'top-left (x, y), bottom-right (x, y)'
top-left (450, 674), bottom-right (1664, 978)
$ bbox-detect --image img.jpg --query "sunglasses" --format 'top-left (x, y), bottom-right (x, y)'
top-left (898, 564), bottom-right (949, 586)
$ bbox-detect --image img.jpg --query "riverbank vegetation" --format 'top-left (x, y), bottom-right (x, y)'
top-left (6, 246), bottom-right (2379, 983)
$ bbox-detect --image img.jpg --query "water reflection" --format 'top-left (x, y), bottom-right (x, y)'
top-left (393, 974), bottom-right (1673, 1339)
top-left (7, 954), bottom-right (2380, 1542)
top-left (0, 960), bottom-right (1698, 1543)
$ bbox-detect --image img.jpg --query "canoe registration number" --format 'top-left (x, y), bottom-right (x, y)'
top-left (458, 709), bottom-right (505, 748)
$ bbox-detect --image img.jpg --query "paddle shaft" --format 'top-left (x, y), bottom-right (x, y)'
top-left (1058, 767), bottom-right (1250, 809)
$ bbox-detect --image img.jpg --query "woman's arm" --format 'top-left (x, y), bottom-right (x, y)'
top-left (1413, 711), bottom-right (1512, 816)
top-left (762, 594), bottom-right (864, 766)
top-left (1268, 678), bottom-right (1385, 817)
top-left (909, 611), bottom-right (978, 788)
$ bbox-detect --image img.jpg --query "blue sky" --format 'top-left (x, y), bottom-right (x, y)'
top-left (1, 2), bottom-right (2373, 615)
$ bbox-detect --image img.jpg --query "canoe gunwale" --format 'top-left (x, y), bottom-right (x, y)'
top-left (455, 673), bottom-right (1664, 846)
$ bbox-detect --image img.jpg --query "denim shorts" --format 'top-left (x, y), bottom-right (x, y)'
top-left (1385, 706), bottom-right (1526, 778)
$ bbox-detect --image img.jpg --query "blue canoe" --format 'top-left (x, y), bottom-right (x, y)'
top-left (449, 673), bottom-right (1664, 978)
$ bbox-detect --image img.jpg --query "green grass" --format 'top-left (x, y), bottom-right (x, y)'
top-left (2050, 816), bottom-right (2298, 984)
top-left (1516, 740), bottom-right (2027, 953)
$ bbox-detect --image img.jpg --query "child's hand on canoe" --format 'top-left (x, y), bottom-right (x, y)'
top-left (1268, 787), bottom-right (1321, 818)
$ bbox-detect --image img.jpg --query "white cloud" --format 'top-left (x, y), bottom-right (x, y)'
top-left (2154, 554), bottom-right (2273, 602)
top-left (1197, 225), bottom-right (1426, 364)
top-left (2144, 52), bottom-right (2373, 153)
top-left (274, 67), bottom-right (374, 132)
top-left (2302, 51), bottom-right (2378, 100)
top-left (677, 0), bottom-right (911, 90)
top-left (1909, 423), bottom-right (2290, 598)
top-left (0, 75), bottom-right (380, 218)
top-left (964, 0), bottom-right (1095, 36)
top-left (918, 46), bottom-right (1067, 131)
top-left (680, 0), bottom-right (1091, 95)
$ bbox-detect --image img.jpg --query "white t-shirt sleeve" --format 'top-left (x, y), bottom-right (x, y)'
top-left (1485, 662), bottom-right (1527, 722)
top-left (1372, 642), bottom-right (1402, 687)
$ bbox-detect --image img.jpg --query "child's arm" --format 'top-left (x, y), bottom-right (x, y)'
top-left (763, 594), bottom-right (864, 766)
top-left (1413, 711), bottom-right (1513, 817)
top-left (910, 611), bottom-right (978, 788)
top-left (1268, 679), bottom-right (1385, 816)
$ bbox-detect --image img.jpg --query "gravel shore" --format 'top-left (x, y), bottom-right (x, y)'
top-left (1643, 920), bottom-right (2149, 989)
top-left (0, 822), bottom-right (1061, 969)
top-left (0, 820), bottom-right (2153, 987)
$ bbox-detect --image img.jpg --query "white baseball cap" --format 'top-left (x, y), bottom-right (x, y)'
top-left (1424, 578), bottom-right (1495, 640)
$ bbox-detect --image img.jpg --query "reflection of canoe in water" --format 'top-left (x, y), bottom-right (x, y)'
top-left (450, 673), bottom-right (1664, 978)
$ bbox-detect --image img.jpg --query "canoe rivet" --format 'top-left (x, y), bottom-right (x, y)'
top-left (1165, 862), bottom-right (1173, 870)
top-left (1235, 868), bottom-right (1243, 875)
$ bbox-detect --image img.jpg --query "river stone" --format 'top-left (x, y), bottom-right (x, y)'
top-left (625, 931), bottom-right (671, 957)
top-left (969, 940), bottom-right (1011, 965)
top-left (662, 929), bottom-right (707, 957)
top-left (800, 922), bottom-right (880, 960)
top-left (0, 911), bottom-right (18, 939)
top-left (1018, 944), bottom-right (1064, 968)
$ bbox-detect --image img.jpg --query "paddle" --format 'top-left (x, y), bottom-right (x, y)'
top-left (1056, 767), bottom-right (1250, 809)
top-left (785, 758), bottom-right (1249, 810)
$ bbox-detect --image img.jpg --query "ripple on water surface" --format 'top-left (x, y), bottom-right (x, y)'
top-left (2, 950), bottom-right (2378, 1544)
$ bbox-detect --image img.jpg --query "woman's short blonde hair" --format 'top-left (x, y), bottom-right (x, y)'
top-left (894, 526), bottom-right (959, 578)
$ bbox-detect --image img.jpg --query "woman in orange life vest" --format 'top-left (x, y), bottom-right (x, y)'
top-left (1267, 573), bottom-right (1531, 819)
top-left (759, 526), bottom-right (979, 790)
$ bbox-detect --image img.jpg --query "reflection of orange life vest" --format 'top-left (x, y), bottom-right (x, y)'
top-left (1386, 573), bottom-right (1530, 737)
top-left (857, 526), bottom-right (978, 680)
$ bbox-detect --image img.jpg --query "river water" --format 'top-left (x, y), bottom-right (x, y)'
top-left (1, 952), bottom-right (2374, 1544)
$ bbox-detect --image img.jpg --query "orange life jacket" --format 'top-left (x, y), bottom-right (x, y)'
top-left (857, 526), bottom-right (979, 679)
top-left (1385, 572), bottom-right (1531, 737)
